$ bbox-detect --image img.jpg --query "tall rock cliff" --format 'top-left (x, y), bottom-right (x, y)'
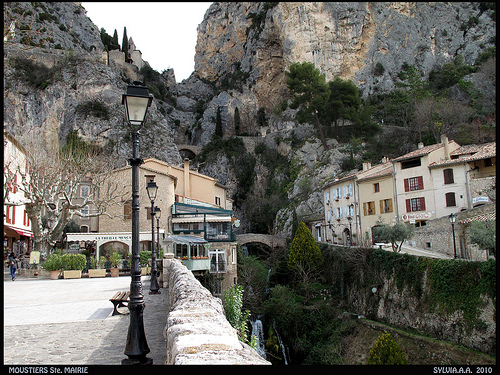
top-left (3, 2), bottom-right (495, 236)
top-left (195, 2), bottom-right (495, 109)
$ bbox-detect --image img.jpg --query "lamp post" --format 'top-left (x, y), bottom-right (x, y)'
top-left (348, 216), bottom-right (353, 247)
top-left (449, 212), bottom-right (458, 259)
top-left (155, 206), bottom-right (161, 285)
top-left (122, 82), bottom-right (153, 365)
top-left (146, 181), bottom-right (160, 294)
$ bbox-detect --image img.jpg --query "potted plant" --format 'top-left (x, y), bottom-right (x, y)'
top-left (43, 253), bottom-right (63, 280)
top-left (88, 255), bottom-right (106, 278)
top-left (62, 253), bottom-right (86, 279)
top-left (109, 252), bottom-right (122, 277)
top-left (140, 251), bottom-right (151, 275)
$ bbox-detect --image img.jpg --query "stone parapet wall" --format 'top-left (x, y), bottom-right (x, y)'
top-left (162, 258), bottom-right (270, 364)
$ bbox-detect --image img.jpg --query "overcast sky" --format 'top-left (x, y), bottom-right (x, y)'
top-left (81, 2), bottom-right (212, 82)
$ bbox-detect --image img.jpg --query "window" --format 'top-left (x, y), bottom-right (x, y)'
top-left (324, 191), bottom-right (330, 204)
top-left (401, 158), bottom-right (421, 169)
top-left (445, 192), bottom-right (456, 207)
top-left (209, 249), bottom-right (226, 273)
top-left (374, 183), bottom-right (380, 193)
top-left (23, 211), bottom-right (30, 226)
top-left (215, 196), bottom-right (221, 206)
top-left (123, 199), bottom-right (132, 220)
top-left (80, 206), bottom-right (89, 218)
top-left (404, 176), bottom-right (424, 191)
top-left (6, 205), bottom-right (15, 224)
top-left (363, 201), bottom-right (376, 216)
top-left (326, 210), bottom-right (332, 222)
top-left (80, 185), bottom-right (90, 197)
top-left (443, 169), bottom-right (454, 184)
top-left (484, 158), bottom-right (492, 167)
top-left (176, 243), bottom-right (188, 258)
top-left (405, 197), bottom-right (426, 212)
top-left (380, 199), bottom-right (393, 213)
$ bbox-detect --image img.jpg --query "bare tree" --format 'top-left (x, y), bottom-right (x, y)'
top-left (7, 133), bottom-right (128, 254)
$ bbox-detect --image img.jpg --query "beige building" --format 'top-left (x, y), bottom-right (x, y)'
top-left (356, 160), bottom-right (396, 245)
top-left (392, 135), bottom-right (461, 225)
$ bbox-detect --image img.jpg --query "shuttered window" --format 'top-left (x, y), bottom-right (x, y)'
top-left (445, 192), bottom-right (456, 207)
top-left (443, 169), bottom-right (454, 184)
top-left (404, 176), bottom-right (424, 191)
top-left (406, 197), bottom-right (425, 212)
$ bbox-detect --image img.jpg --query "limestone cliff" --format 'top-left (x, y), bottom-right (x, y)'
top-left (195, 2), bottom-right (496, 109)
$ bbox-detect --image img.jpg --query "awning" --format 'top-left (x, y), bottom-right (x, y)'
top-left (4, 225), bottom-right (33, 237)
top-left (165, 235), bottom-right (207, 245)
top-left (172, 215), bottom-right (232, 223)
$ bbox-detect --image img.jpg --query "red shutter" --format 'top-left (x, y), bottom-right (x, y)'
top-left (417, 176), bottom-right (424, 190)
top-left (12, 206), bottom-right (16, 224)
top-left (406, 199), bottom-right (411, 212)
top-left (404, 178), bottom-right (409, 192)
top-left (420, 197), bottom-right (426, 211)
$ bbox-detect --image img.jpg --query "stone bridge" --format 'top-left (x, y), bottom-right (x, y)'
top-left (177, 144), bottom-right (203, 159)
top-left (237, 233), bottom-right (287, 249)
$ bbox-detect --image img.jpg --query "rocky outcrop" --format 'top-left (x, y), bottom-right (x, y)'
top-left (195, 2), bottom-right (496, 108)
top-left (163, 258), bottom-right (270, 364)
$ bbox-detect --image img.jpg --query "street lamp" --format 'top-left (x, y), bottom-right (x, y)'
top-left (347, 216), bottom-right (353, 246)
top-left (146, 181), bottom-right (160, 294)
top-left (155, 206), bottom-right (161, 285)
top-left (122, 82), bottom-right (153, 365)
top-left (449, 212), bottom-right (458, 259)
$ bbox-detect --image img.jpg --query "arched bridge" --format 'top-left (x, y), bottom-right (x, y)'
top-left (177, 144), bottom-right (202, 159)
top-left (236, 234), bottom-right (287, 249)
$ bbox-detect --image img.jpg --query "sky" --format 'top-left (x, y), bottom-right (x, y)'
top-left (81, 2), bottom-right (212, 82)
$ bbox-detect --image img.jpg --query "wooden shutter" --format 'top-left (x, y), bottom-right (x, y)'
top-left (417, 176), bottom-right (424, 190)
top-left (380, 200), bottom-right (384, 213)
top-left (404, 178), bottom-right (409, 192)
top-left (419, 197), bottom-right (426, 211)
top-left (363, 202), bottom-right (367, 216)
top-left (406, 199), bottom-right (411, 212)
top-left (388, 199), bottom-right (393, 212)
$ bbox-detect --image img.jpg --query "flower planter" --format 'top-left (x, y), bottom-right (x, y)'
top-left (110, 268), bottom-right (120, 277)
top-left (63, 270), bottom-right (82, 279)
top-left (50, 270), bottom-right (62, 280)
top-left (88, 269), bottom-right (106, 278)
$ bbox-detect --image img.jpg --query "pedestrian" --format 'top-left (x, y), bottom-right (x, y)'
top-left (8, 252), bottom-right (18, 281)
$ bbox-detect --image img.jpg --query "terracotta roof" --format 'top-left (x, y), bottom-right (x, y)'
top-left (392, 143), bottom-right (444, 162)
top-left (458, 211), bottom-right (496, 224)
top-left (356, 162), bottom-right (393, 182)
top-left (429, 142), bottom-right (496, 168)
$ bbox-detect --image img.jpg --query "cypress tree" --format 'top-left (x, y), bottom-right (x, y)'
top-left (215, 106), bottom-right (223, 138)
top-left (122, 27), bottom-right (128, 62)
top-left (234, 107), bottom-right (241, 135)
top-left (112, 29), bottom-right (119, 51)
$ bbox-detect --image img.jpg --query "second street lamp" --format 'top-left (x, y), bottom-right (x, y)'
top-left (146, 181), bottom-right (160, 294)
top-left (449, 212), bottom-right (458, 259)
top-left (155, 206), bottom-right (161, 290)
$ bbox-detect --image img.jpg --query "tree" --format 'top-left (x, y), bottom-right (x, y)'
top-left (215, 106), bottom-right (223, 138)
top-left (469, 221), bottom-right (496, 258)
top-left (223, 284), bottom-right (251, 343)
top-left (324, 77), bottom-right (361, 138)
top-left (234, 107), bottom-right (241, 135)
top-left (8, 132), bottom-right (128, 255)
top-left (122, 27), bottom-right (128, 62)
top-left (367, 331), bottom-right (408, 364)
top-left (373, 218), bottom-right (414, 252)
top-left (288, 221), bottom-right (324, 301)
top-left (286, 62), bottom-right (330, 150)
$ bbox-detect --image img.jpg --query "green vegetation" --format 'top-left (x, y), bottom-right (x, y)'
top-left (366, 331), bottom-right (408, 364)
top-left (224, 284), bottom-right (251, 343)
top-left (469, 221), bottom-right (496, 258)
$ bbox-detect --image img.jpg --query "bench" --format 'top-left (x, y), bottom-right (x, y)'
top-left (109, 291), bottom-right (130, 316)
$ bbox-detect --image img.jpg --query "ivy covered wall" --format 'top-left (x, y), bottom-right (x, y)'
top-left (322, 247), bottom-right (496, 355)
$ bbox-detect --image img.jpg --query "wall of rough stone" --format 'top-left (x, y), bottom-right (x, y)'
top-left (162, 257), bottom-right (270, 364)
top-left (345, 265), bottom-right (496, 355)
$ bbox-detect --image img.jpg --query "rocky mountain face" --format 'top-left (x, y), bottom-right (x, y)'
top-left (3, 2), bottom-right (495, 236)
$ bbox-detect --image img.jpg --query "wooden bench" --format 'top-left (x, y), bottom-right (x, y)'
top-left (109, 291), bottom-right (130, 316)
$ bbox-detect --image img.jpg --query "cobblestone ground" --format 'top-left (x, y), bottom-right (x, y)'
top-left (4, 269), bottom-right (169, 365)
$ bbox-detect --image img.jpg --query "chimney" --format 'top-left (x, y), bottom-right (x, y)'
top-left (418, 142), bottom-right (424, 149)
top-left (441, 134), bottom-right (450, 160)
top-left (184, 158), bottom-right (191, 198)
top-left (362, 162), bottom-right (372, 171)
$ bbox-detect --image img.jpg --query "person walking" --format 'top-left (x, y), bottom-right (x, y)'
top-left (8, 252), bottom-right (18, 281)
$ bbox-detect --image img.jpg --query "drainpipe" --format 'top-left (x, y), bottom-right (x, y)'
top-left (464, 162), bottom-right (472, 209)
top-left (392, 162), bottom-right (400, 222)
